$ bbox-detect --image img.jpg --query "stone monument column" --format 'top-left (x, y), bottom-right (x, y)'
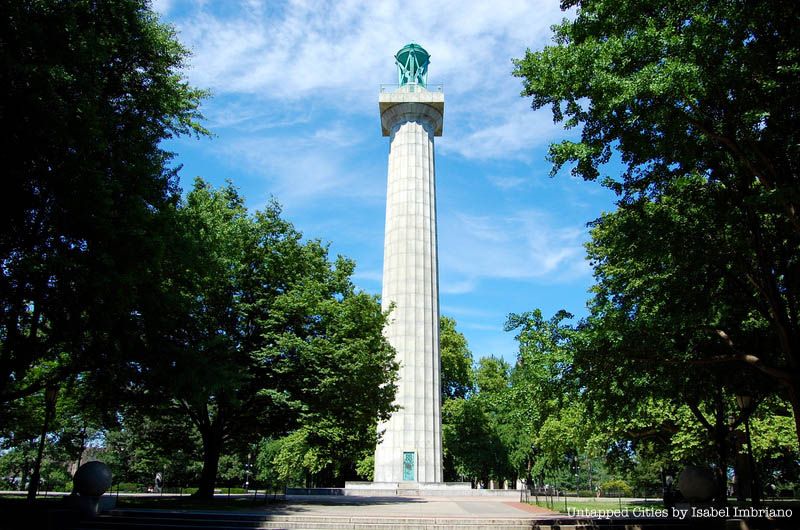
top-left (374, 43), bottom-right (444, 483)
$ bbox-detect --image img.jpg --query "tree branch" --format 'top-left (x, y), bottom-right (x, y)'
top-left (687, 116), bottom-right (772, 190)
top-left (687, 401), bottom-right (714, 434)
top-left (696, 332), bottom-right (793, 384)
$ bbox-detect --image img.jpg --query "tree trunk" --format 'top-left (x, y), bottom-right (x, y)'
top-left (20, 460), bottom-right (30, 492)
top-left (27, 429), bottom-right (47, 502)
top-left (195, 427), bottom-right (223, 499)
top-left (714, 433), bottom-right (729, 505)
top-left (688, 396), bottom-right (730, 503)
top-left (787, 380), bottom-right (800, 451)
top-left (525, 456), bottom-right (532, 489)
top-left (713, 395), bottom-right (730, 505)
top-left (27, 387), bottom-right (57, 502)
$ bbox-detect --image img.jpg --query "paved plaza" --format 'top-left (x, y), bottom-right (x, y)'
top-left (267, 494), bottom-right (555, 519)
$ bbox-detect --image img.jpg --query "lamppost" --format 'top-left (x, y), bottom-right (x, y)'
top-left (244, 453), bottom-right (251, 492)
top-left (736, 393), bottom-right (761, 507)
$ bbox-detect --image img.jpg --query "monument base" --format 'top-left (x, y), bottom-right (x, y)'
top-left (338, 481), bottom-right (520, 497)
top-left (346, 481), bottom-right (471, 490)
top-left (62, 494), bottom-right (116, 518)
top-left (288, 483), bottom-right (471, 497)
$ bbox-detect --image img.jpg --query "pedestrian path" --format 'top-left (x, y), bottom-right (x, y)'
top-left (74, 495), bottom-right (565, 530)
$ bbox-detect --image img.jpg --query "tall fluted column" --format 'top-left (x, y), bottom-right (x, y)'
top-left (374, 88), bottom-right (444, 483)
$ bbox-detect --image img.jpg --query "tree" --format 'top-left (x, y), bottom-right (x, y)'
top-left (514, 0), bottom-right (800, 445)
top-left (440, 316), bottom-right (474, 400)
top-left (103, 410), bottom-right (203, 489)
top-left (0, 376), bottom-right (107, 493)
top-left (442, 397), bottom-right (505, 487)
top-left (576, 177), bottom-right (786, 497)
top-left (0, 0), bottom-right (207, 422)
top-left (145, 180), bottom-right (397, 497)
top-left (504, 310), bottom-right (595, 488)
top-left (441, 354), bottom-right (515, 487)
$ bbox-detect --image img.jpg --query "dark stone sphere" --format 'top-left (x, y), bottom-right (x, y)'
top-left (677, 465), bottom-right (717, 502)
top-left (73, 461), bottom-right (112, 497)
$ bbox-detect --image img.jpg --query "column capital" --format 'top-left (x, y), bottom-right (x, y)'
top-left (379, 91), bottom-right (444, 137)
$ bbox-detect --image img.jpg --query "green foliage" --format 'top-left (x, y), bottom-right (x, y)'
top-left (215, 454), bottom-right (244, 486)
top-left (0, 440), bottom-right (37, 490)
top-left (265, 431), bottom-right (316, 487)
top-left (509, 0), bottom-right (800, 499)
top-left (749, 398), bottom-right (800, 486)
top-left (140, 180), bottom-right (397, 496)
top-left (0, 0), bottom-right (208, 417)
top-left (256, 437), bottom-right (293, 489)
top-left (599, 479), bottom-right (633, 497)
top-left (514, 0), bottom-right (799, 194)
top-left (355, 453), bottom-right (375, 482)
top-left (475, 356), bottom-right (510, 396)
top-left (103, 411), bottom-right (203, 487)
top-left (502, 310), bottom-right (588, 483)
top-left (440, 316), bottom-right (474, 400)
top-left (1, 0), bottom-right (208, 498)
top-left (0, 379), bottom-right (109, 492)
top-left (442, 396), bottom-right (511, 486)
top-left (514, 0), bottom-right (800, 452)
top-left (115, 482), bottom-right (145, 493)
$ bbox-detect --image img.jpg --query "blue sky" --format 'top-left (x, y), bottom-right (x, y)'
top-left (154, 0), bottom-right (618, 363)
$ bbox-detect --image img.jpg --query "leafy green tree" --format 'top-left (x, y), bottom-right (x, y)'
top-left (503, 310), bottom-right (592, 488)
top-left (103, 410), bottom-right (203, 489)
top-left (573, 177), bottom-right (783, 496)
top-left (475, 356), bottom-right (510, 397)
top-left (749, 397), bottom-right (800, 490)
top-left (0, 377), bottom-right (106, 493)
top-left (217, 453), bottom-right (245, 488)
top-left (0, 395), bottom-right (42, 491)
top-left (441, 354), bottom-right (515, 487)
top-left (144, 180), bottom-right (397, 497)
top-left (440, 316), bottom-right (474, 400)
top-left (0, 0), bottom-right (207, 427)
top-left (256, 433), bottom-right (307, 489)
top-left (442, 396), bottom-right (508, 487)
top-left (513, 0), bottom-right (800, 445)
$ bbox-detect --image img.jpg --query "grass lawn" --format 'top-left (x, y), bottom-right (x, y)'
top-left (530, 496), bottom-right (800, 518)
top-left (529, 497), bottom-right (660, 514)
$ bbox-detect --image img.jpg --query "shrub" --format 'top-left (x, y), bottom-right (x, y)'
top-left (115, 482), bottom-right (145, 492)
top-left (599, 479), bottom-right (633, 497)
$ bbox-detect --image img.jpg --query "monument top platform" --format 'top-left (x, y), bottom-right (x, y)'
top-left (379, 84), bottom-right (444, 136)
top-left (380, 83), bottom-right (443, 94)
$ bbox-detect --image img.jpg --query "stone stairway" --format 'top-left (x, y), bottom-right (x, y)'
top-left (70, 509), bottom-right (706, 530)
top-left (71, 509), bottom-right (575, 530)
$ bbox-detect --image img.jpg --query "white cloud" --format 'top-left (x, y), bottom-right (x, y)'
top-left (165, 0), bottom-right (569, 160)
top-left (486, 175), bottom-right (529, 190)
top-left (440, 305), bottom-right (496, 319)
top-left (442, 106), bottom-right (563, 160)
top-left (461, 322), bottom-right (503, 332)
top-left (152, 0), bottom-right (174, 16)
top-left (203, 98), bottom-right (312, 132)
top-left (439, 209), bottom-right (590, 293)
top-left (213, 124), bottom-right (383, 203)
top-left (440, 278), bottom-right (478, 295)
top-left (173, 1), bottom-right (563, 97)
top-left (353, 268), bottom-right (383, 283)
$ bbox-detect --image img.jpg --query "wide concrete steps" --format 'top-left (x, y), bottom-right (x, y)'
top-left (72, 510), bottom-right (552, 530)
top-left (70, 510), bottom-right (703, 530)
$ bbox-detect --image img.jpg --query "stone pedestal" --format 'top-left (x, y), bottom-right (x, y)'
top-left (373, 86), bottom-right (444, 483)
top-left (62, 494), bottom-right (116, 518)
